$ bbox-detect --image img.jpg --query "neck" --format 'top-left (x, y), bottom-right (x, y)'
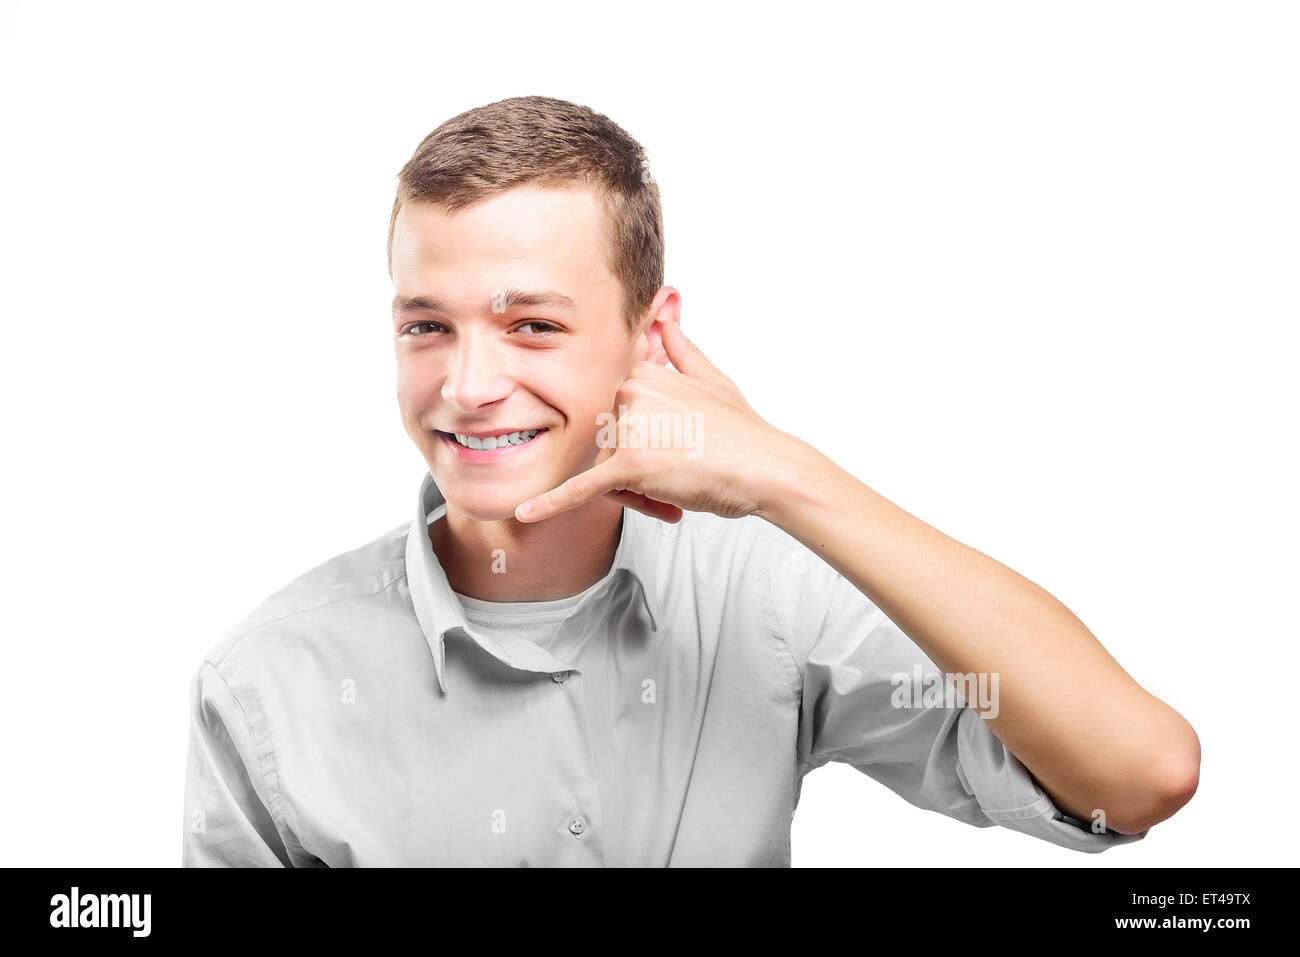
top-left (430, 495), bottom-right (624, 602)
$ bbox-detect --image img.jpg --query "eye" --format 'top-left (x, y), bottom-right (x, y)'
top-left (516, 320), bottom-right (559, 336)
top-left (402, 321), bottom-right (447, 337)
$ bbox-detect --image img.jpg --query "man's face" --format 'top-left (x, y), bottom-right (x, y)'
top-left (390, 183), bottom-right (648, 522)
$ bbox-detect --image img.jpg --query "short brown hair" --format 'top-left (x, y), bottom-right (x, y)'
top-left (387, 95), bottom-right (664, 335)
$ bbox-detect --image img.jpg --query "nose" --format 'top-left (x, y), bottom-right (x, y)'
top-left (440, 331), bottom-right (512, 413)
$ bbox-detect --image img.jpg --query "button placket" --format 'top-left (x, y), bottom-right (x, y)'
top-left (546, 632), bottom-right (602, 860)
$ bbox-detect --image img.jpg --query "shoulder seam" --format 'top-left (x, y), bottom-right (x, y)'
top-left (209, 568), bottom-right (409, 669)
top-left (197, 661), bottom-right (294, 858)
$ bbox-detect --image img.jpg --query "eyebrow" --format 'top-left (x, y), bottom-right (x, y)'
top-left (391, 288), bottom-right (578, 318)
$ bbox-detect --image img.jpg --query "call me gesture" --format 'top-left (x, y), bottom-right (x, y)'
top-left (517, 316), bottom-right (1199, 836)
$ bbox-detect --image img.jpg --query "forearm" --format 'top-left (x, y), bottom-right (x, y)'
top-left (753, 432), bottom-right (1200, 833)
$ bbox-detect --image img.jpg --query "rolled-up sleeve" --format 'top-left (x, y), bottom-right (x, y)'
top-left (763, 534), bottom-right (1145, 853)
top-left (182, 662), bottom-right (295, 867)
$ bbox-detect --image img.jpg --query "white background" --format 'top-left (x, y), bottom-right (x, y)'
top-left (2, 0), bottom-right (1295, 867)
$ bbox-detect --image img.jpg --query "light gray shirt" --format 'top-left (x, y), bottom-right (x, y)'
top-left (181, 470), bottom-right (1145, 866)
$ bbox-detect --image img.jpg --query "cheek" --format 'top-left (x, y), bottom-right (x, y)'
top-left (395, 355), bottom-right (442, 414)
top-left (533, 359), bottom-right (610, 408)
top-left (565, 386), bottom-right (625, 442)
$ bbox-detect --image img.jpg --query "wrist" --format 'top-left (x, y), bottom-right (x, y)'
top-left (751, 429), bottom-right (828, 528)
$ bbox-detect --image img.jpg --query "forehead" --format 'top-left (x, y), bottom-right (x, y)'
top-left (391, 183), bottom-right (614, 293)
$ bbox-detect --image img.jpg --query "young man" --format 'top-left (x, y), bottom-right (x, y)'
top-left (182, 95), bottom-right (1199, 867)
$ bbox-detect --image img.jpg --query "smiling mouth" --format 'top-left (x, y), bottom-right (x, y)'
top-left (436, 428), bottom-right (548, 451)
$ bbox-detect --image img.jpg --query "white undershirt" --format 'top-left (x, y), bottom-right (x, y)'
top-left (452, 574), bottom-right (610, 650)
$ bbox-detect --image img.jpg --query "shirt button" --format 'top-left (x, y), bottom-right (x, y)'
top-left (568, 815), bottom-right (587, 835)
top-left (551, 671), bottom-right (568, 684)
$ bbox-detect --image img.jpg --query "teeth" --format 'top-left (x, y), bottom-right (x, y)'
top-left (451, 429), bottom-right (541, 450)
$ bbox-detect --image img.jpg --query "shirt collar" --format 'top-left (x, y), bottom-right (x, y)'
top-left (404, 470), bottom-right (660, 695)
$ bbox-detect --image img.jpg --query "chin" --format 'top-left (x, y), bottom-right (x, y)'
top-left (436, 480), bottom-right (528, 523)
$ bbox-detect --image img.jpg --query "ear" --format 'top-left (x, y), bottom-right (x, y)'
top-left (638, 286), bottom-right (682, 365)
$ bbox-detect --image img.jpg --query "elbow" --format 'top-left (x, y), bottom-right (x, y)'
top-left (1108, 719), bottom-right (1201, 835)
